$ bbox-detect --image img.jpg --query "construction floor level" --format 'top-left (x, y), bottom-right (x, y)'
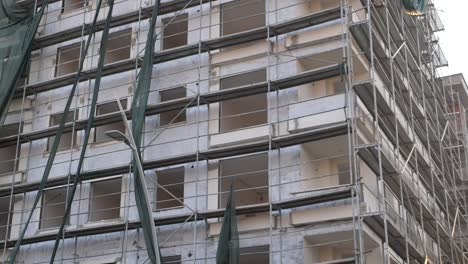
top-left (0, 0), bottom-right (468, 263)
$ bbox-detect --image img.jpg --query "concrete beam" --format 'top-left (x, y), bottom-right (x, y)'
top-left (2, 64), bottom-right (343, 147)
top-left (0, 123), bottom-right (348, 198)
top-left (17, 6), bottom-right (342, 97)
top-left (0, 185), bottom-right (354, 248)
top-left (30, 0), bottom-right (213, 49)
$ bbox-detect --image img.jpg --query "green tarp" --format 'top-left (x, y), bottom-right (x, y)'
top-left (3, 0), bottom-right (162, 262)
top-left (402, 0), bottom-right (427, 16)
top-left (216, 186), bottom-right (239, 264)
top-left (7, 0), bottom-right (106, 262)
top-left (0, 0), bottom-right (45, 125)
top-left (48, 0), bottom-right (115, 262)
top-left (130, 0), bottom-right (162, 262)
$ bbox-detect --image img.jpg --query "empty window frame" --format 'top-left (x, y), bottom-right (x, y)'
top-left (219, 69), bottom-right (267, 132)
top-left (300, 136), bottom-right (350, 190)
top-left (221, 0), bottom-right (265, 36)
top-left (0, 122), bottom-right (22, 174)
top-left (40, 187), bottom-right (68, 229)
top-left (162, 14), bottom-right (188, 50)
top-left (0, 145), bottom-right (18, 175)
top-left (240, 246), bottom-right (269, 264)
top-left (0, 197), bottom-right (12, 241)
top-left (56, 42), bottom-right (82, 77)
top-left (48, 111), bottom-right (77, 151)
top-left (0, 122), bottom-right (20, 138)
top-left (304, 234), bottom-right (355, 262)
top-left (219, 153), bottom-right (268, 207)
top-left (89, 177), bottom-right (122, 222)
top-left (155, 167), bottom-right (184, 210)
top-left (94, 99), bottom-right (128, 143)
top-left (162, 255), bottom-right (182, 264)
top-left (159, 87), bottom-right (187, 126)
top-left (105, 29), bottom-right (132, 64)
top-left (62, 0), bottom-right (88, 13)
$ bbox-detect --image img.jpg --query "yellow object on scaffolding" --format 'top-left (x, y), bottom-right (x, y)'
top-left (424, 255), bottom-right (433, 264)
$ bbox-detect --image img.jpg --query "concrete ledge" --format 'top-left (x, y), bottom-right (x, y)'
top-left (0, 123), bottom-right (348, 198)
top-left (288, 108), bottom-right (346, 133)
top-left (209, 125), bottom-right (269, 148)
top-left (0, 185), bottom-right (353, 248)
top-left (18, 6), bottom-right (342, 97)
top-left (291, 204), bottom-right (352, 226)
top-left (208, 212), bottom-right (272, 237)
top-left (1, 64), bottom-right (344, 148)
top-left (286, 21), bottom-right (342, 49)
top-left (30, 0), bottom-right (213, 48)
top-left (211, 40), bottom-right (270, 66)
top-left (0, 172), bottom-right (23, 187)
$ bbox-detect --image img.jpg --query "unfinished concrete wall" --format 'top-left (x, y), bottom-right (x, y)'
top-left (1, 0), bottom-right (455, 263)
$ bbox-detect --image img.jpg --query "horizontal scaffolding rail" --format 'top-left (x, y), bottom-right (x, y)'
top-left (0, 123), bottom-right (348, 198)
top-left (1, 64), bottom-right (343, 147)
top-left (17, 6), bottom-right (341, 97)
top-left (31, 0), bottom-right (213, 49)
top-left (0, 185), bottom-right (354, 248)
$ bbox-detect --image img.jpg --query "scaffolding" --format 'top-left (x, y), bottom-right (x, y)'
top-left (0, 0), bottom-right (466, 263)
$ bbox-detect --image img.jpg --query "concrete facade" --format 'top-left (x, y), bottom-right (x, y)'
top-left (0, 0), bottom-right (466, 263)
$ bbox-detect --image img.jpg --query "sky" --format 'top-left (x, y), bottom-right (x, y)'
top-left (435, 1), bottom-right (468, 79)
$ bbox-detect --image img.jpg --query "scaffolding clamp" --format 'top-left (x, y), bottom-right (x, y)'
top-left (391, 42), bottom-right (407, 59)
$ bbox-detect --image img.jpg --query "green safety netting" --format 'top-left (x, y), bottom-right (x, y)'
top-left (48, 0), bottom-right (115, 262)
top-left (131, 0), bottom-right (162, 262)
top-left (2, 0), bottom-right (163, 262)
top-left (0, 0), bottom-right (46, 126)
top-left (7, 0), bottom-right (104, 262)
top-left (402, 0), bottom-right (427, 16)
top-left (216, 186), bottom-right (239, 264)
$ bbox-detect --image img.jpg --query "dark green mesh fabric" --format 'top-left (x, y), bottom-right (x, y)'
top-left (1, 0), bottom-right (164, 260)
top-left (402, 0), bottom-right (427, 15)
top-left (48, 0), bottom-right (115, 262)
top-left (4, 0), bottom-right (162, 261)
top-left (0, 0), bottom-right (45, 125)
top-left (7, 0), bottom-right (106, 262)
top-left (216, 186), bottom-right (239, 264)
top-left (131, 0), bottom-right (162, 263)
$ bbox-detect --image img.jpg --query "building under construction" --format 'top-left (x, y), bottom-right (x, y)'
top-left (0, 0), bottom-right (467, 263)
